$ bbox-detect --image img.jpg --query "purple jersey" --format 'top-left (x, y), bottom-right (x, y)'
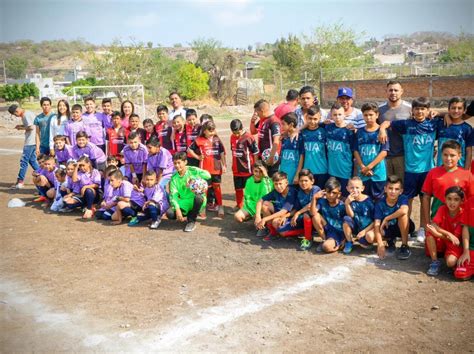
top-left (83, 112), bottom-right (105, 146)
top-left (146, 147), bottom-right (174, 179)
top-left (99, 112), bottom-right (113, 130)
top-left (40, 168), bottom-right (56, 186)
top-left (101, 179), bottom-right (115, 209)
top-left (123, 144), bottom-right (148, 176)
top-left (67, 175), bottom-right (81, 194)
top-left (111, 180), bottom-right (134, 199)
top-left (55, 145), bottom-right (74, 165)
top-left (131, 188), bottom-right (146, 207)
top-left (64, 120), bottom-right (86, 146)
top-left (72, 142), bottom-right (107, 164)
top-left (144, 184), bottom-right (169, 215)
top-left (77, 169), bottom-right (101, 188)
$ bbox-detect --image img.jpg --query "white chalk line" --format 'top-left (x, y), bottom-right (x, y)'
top-left (0, 148), bottom-right (22, 155)
top-left (0, 257), bottom-right (369, 351)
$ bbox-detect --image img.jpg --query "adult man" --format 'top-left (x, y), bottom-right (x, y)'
top-left (168, 92), bottom-right (187, 124)
top-left (295, 86), bottom-right (325, 129)
top-left (8, 104), bottom-right (40, 189)
top-left (334, 87), bottom-right (365, 130)
top-left (34, 97), bottom-right (56, 155)
top-left (274, 89), bottom-right (299, 119)
top-left (378, 80), bottom-right (412, 183)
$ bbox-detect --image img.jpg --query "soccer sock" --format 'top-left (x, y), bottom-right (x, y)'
top-left (304, 215), bottom-right (313, 241)
top-left (267, 223), bottom-right (278, 236)
top-left (235, 188), bottom-right (244, 208)
top-left (212, 183), bottom-right (223, 206)
top-left (122, 207), bottom-right (136, 218)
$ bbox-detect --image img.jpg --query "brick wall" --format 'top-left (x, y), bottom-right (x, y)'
top-left (321, 76), bottom-right (474, 107)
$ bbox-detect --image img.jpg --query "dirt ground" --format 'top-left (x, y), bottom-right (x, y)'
top-left (0, 114), bottom-right (473, 353)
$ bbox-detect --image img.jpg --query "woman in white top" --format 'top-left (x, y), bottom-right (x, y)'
top-left (50, 99), bottom-right (70, 156)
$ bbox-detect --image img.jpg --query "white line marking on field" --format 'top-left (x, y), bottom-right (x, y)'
top-left (0, 148), bottom-right (22, 154)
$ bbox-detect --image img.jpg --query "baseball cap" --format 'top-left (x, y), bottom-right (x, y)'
top-left (8, 104), bottom-right (18, 115)
top-left (337, 87), bottom-right (353, 98)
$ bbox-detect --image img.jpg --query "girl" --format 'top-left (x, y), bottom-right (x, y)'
top-left (186, 109), bottom-right (201, 167)
top-left (279, 112), bottom-right (302, 185)
top-left (32, 155), bottom-right (56, 204)
top-left (72, 131), bottom-right (107, 172)
top-left (106, 111), bottom-right (129, 160)
top-left (146, 135), bottom-right (174, 188)
top-left (142, 118), bottom-right (157, 143)
top-left (60, 160), bottom-right (80, 213)
top-left (154, 105), bottom-right (174, 152)
top-left (53, 135), bottom-right (73, 165)
top-left (64, 156), bottom-right (101, 219)
top-left (96, 165), bottom-right (118, 220)
top-left (50, 99), bottom-right (70, 156)
top-left (120, 100), bottom-right (134, 129)
top-left (122, 131), bottom-right (148, 185)
top-left (50, 165), bottom-right (68, 212)
top-left (64, 104), bottom-right (86, 146)
top-left (188, 121), bottom-right (226, 217)
top-left (230, 119), bottom-right (259, 212)
top-left (127, 114), bottom-right (146, 143)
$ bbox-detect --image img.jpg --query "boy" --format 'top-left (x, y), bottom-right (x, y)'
top-left (166, 152), bottom-right (211, 232)
top-left (122, 131), bottom-right (148, 185)
top-left (379, 97), bottom-right (439, 241)
top-left (421, 140), bottom-right (472, 242)
top-left (127, 114), bottom-right (146, 143)
top-left (436, 97), bottom-right (473, 169)
top-left (172, 115), bottom-right (188, 154)
top-left (311, 177), bottom-right (346, 253)
top-left (279, 112), bottom-right (301, 185)
top-left (234, 161), bottom-right (273, 223)
top-left (99, 98), bottom-right (113, 129)
top-left (155, 105), bottom-right (174, 152)
top-left (106, 111), bottom-right (129, 160)
top-left (72, 131), bottom-right (107, 171)
top-left (374, 175), bottom-right (415, 260)
top-left (53, 135), bottom-right (73, 165)
top-left (254, 171), bottom-right (298, 241)
top-left (342, 176), bottom-right (375, 254)
top-left (8, 104), bottom-right (40, 189)
top-left (326, 103), bottom-right (355, 196)
top-left (354, 103), bottom-right (389, 200)
top-left (146, 135), bottom-right (174, 188)
top-left (64, 104), bottom-right (86, 147)
top-left (33, 155), bottom-right (56, 203)
top-left (34, 97), bottom-right (56, 155)
top-left (185, 109), bottom-right (201, 167)
top-left (83, 96), bottom-right (106, 152)
top-left (454, 193), bottom-right (474, 280)
top-left (299, 105), bottom-right (328, 189)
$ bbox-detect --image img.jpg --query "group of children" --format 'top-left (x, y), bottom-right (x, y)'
top-left (14, 91), bottom-right (474, 280)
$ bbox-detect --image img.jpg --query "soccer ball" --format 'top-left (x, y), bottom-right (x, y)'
top-left (261, 148), bottom-right (279, 164)
top-left (187, 178), bottom-right (208, 195)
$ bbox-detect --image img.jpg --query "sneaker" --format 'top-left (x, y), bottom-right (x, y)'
top-left (256, 227), bottom-right (269, 238)
top-left (58, 207), bottom-right (73, 213)
top-left (217, 206), bottom-right (225, 218)
top-left (196, 211), bottom-right (207, 221)
top-left (10, 181), bottom-right (24, 189)
top-left (300, 238), bottom-right (313, 251)
top-left (207, 203), bottom-right (218, 212)
top-left (128, 216), bottom-right (140, 226)
top-left (358, 237), bottom-right (370, 249)
top-left (386, 239), bottom-right (396, 255)
top-left (33, 196), bottom-right (47, 203)
top-left (343, 241), bottom-right (353, 255)
top-left (454, 266), bottom-right (473, 281)
top-left (427, 260), bottom-right (441, 276)
top-left (316, 243), bottom-right (324, 253)
top-left (150, 219), bottom-right (161, 229)
top-left (397, 244), bottom-right (411, 260)
top-left (184, 221), bottom-right (196, 232)
top-left (416, 227), bottom-right (426, 243)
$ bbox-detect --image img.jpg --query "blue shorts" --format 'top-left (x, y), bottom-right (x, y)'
top-left (384, 219), bottom-right (415, 240)
top-left (277, 215), bottom-right (304, 234)
top-left (325, 225), bottom-right (345, 246)
top-left (363, 179), bottom-right (385, 201)
top-left (403, 171), bottom-right (428, 199)
top-left (314, 173), bottom-right (329, 190)
top-left (343, 215), bottom-right (361, 234)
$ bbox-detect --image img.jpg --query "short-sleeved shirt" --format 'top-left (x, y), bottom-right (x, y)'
top-left (72, 143), bottom-right (107, 164)
top-left (22, 111), bottom-right (36, 146)
top-left (144, 184), bottom-right (170, 214)
top-left (231, 131), bottom-right (259, 177)
top-left (378, 100), bottom-right (412, 157)
top-left (34, 112), bottom-right (56, 149)
top-left (40, 168), bottom-right (56, 186)
top-left (123, 144), bottom-right (148, 175)
top-left (147, 147), bottom-right (174, 179)
top-left (174, 129), bottom-right (188, 153)
top-left (186, 124), bottom-right (201, 145)
top-left (432, 204), bottom-right (463, 238)
top-left (274, 102), bottom-right (296, 120)
top-left (344, 108), bottom-right (365, 130)
top-left (168, 107), bottom-right (187, 124)
top-left (354, 127), bottom-right (389, 182)
top-left (326, 124), bottom-right (355, 179)
top-left (436, 121), bottom-right (474, 168)
top-left (99, 112), bottom-right (113, 130)
top-left (64, 120), bottom-right (86, 147)
top-left (295, 107), bottom-right (329, 129)
top-left (55, 145), bottom-right (74, 165)
top-left (316, 198), bottom-right (346, 231)
top-left (106, 127), bottom-right (129, 158)
top-left (189, 136), bottom-right (226, 175)
top-left (350, 197), bottom-right (375, 230)
top-left (295, 185), bottom-right (321, 210)
top-left (374, 195), bottom-right (409, 226)
top-left (257, 115), bottom-right (281, 156)
top-left (83, 112), bottom-right (105, 146)
top-left (391, 118), bottom-right (438, 173)
top-left (461, 196), bottom-right (474, 250)
top-left (300, 126), bottom-right (328, 175)
top-left (155, 121), bottom-right (174, 152)
top-left (243, 176), bottom-right (274, 216)
top-left (67, 175), bottom-right (81, 194)
top-left (77, 169), bottom-right (101, 188)
top-left (279, 134), bottom-right (301, 183)
top-left (169, 166), bottom-right (211, 213)
top-left (111, 180), bottom-right (134, 199)
top-left (262, 185), bottom-right (298, 213)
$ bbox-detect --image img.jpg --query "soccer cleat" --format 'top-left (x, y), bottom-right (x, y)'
top-left (397, 244), bottom-right (412, 260)
top-left (416, 227), bottom-right (426, 243)
top-left (343, 241), bottom-right (353, 255)
top-left (454, 266), bottom-right (473, 281)
top-left (184, 221), bottom-right (196, 232)
top-left (196, 211), bottom-right (207, 221)
top-left (33, 196), bottom-right (47, 203)
top-left (217, 206), bottom-right (225, 218)
top-left (10, 182), bottom-right (24, 189)
top-left (427, 260), bottom-right (442, 276)
top-left (128, 216), bottom-right (140, 226)
top-left (299, 238), bottom-right (313, 251)
top-left (149, 219), bottom-right (161, 229)
top-left (358, 237), bottom-right (370, 249)
top-left (207, 203), bottom-right (218, 212)
top-left (256, 227), bottom-right (269, 238)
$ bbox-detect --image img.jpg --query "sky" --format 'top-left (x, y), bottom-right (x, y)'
top-left (1, 0), bottom-right (473, 47)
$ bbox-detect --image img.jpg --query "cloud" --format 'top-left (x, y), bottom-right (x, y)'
top-left (213, 5), bottom-right (264, 26)
top-left (128, 12), bottom-right (159, 28)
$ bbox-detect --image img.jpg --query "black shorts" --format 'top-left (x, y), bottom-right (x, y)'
top-left (209, 174), bottom-right (222, 184)
top-left (233, 175), bottom-right (250, 190)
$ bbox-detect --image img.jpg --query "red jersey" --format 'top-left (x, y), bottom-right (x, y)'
top-left (186, 124), bottom-right (201, 146)
top-left (462, 196), bottom-right (474, 228)
top-left (433, 204), bottom-right (463, 238)
top-left (257, 115), bottom-right (281, 157)
top-left (422, 166), bottom-right (472, 203)
top-left (106, 127), bottom-right (129, 157)
top-left (155, 121), bottom-right (174, 152)
top-left (230, 131), bottom-right (259, 177)
top-left (174, 128), bottom-right (188, 153)
top-left (190, 136), bottom-right (225, 175)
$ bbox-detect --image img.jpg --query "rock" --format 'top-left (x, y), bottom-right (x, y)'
top-left (431, 305), bottom-right (440, 310)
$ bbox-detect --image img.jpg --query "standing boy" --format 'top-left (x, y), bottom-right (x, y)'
top-left (34, 97), bottom-right (56, 155)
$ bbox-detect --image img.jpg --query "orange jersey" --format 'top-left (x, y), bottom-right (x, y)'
top-left (189, 136), bottom-right (225, 175)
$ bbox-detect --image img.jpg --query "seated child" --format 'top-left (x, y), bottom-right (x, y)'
top-left (32, 154), bottom-right (56, 203)
top-left (311, 177), bottom-right (346, 253)
top-left (146, 135), bottom-right (174, 188)
top-left (95, 165), bottom-right (119, 220)
top-left (72, 131), bottom-right (107, 171)
top-left (166, 152), bottom-right (211, 232)
top-left (374, 175), bottom-right (415, 260)
top-left (128, 170), bottom-right (170, 229)
top-left (122, 131), bottom-right (148, 185)
top-left (53, 135), bottom-right (73, 165)
top-left (61, 160), bottom-right (81, 213)
top-left (454, 194), bottom-right (474, 280)
top-left (342, 176), bottom-right (375, 254)
top-left (254, 171), bottom-right (298, 241)
top-left (50, 165), bottom-right (68, 212)
top-left (107, 170), bottom-right (141, 224)
top-left (425, 186), bottom-right (465, 276)
top-left (234, 161), bottom-right (273, 223)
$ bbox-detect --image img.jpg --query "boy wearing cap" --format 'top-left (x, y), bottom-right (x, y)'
top-left (8, 105), bottom-right (40, 189)
top-left (327, 87), bottom-right (365, 130)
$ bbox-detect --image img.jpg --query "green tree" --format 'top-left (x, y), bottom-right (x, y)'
top-left (272, 35), bottom-right (305, 79)
top-left (0, 83), bottom-right (36, 102)
top-left (439, 33), bottom-right (474, 62)
top-left (174, 63), bottom-right (209, 100)
top-left (22, 82), bottom-right (39, 98)
top-left (6, 56), bottom-right (28, 79)
top-left (62, 77), bottom-right (104, 96)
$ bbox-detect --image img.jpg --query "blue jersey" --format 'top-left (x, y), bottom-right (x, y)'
top-left (355, 128), bottom-right (389, 182)
top-left (279, 134), bottom-right (301, 183)
top-left (374, 195), bottom-right (409, 226)
top-left (34, 112), bottom-right (56, 149)
top-left (350, 197), bottom-right (375, 230)
top-left (326, 124), bottom-right (355, 179)
top-left (300, 126), bottom-right (328, 175)
top-left (317, 198), bottom-right (346, 231)
top-left (391, 119), bottom-right (438, 173)
top-left (436, 120), bottom-right (474, 168)
top-left (262, 185), bottom-right (298, 212)
top-left (295, 185), bottom-right (321, 210)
